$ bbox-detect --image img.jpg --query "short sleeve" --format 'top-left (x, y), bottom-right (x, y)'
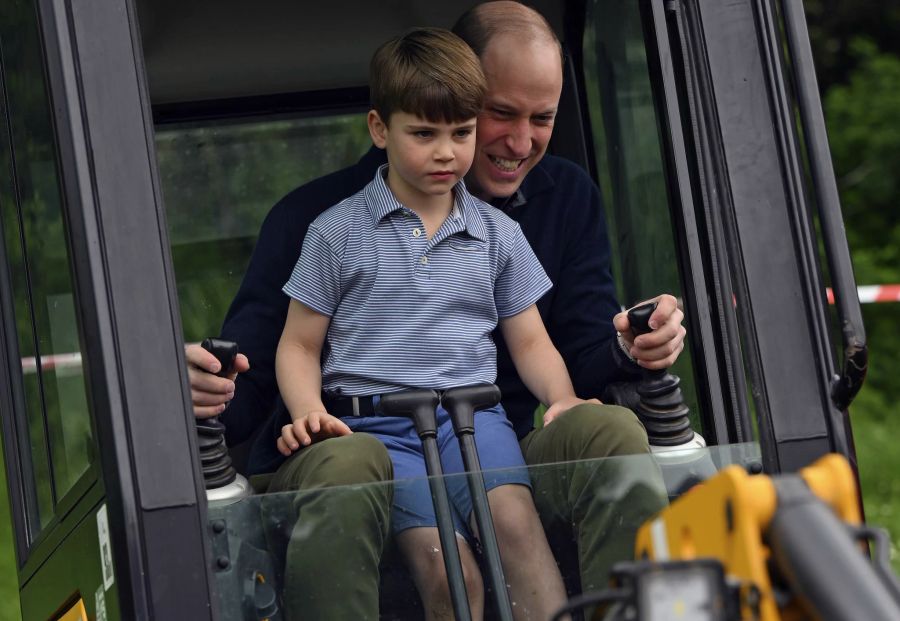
top-left (282, 226), bottom-right (342, 316)
top-left (494, 224), bottom-right (552, 317)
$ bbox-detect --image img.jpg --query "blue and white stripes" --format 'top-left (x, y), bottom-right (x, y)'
top-left (283, 165), bottom-right (551, 396)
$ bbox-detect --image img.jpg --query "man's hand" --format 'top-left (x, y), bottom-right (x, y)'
top-left (186, 343), bottom-right (250, 418)
top-left (613, 294), bottom-right (686, 370)
top-left (277, 410), bottom-right (352, 456)
top-left (543, 396), bottom-right (602, 426)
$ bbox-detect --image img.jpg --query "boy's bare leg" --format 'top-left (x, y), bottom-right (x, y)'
top-left (396, 527), bottom-right (485, 621)
top-left (484, 483), bottom-right (568, 620)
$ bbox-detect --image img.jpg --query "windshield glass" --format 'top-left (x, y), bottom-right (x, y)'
top-left (207, 443), bottom-right (761, 620)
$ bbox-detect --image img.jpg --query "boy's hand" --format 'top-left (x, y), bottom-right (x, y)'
top-left (543, 396), bottom-right (601, 426)
top-left (186, 343), bottom-right (250, 418)
top-left (277, 410), bottom-right (353, 456)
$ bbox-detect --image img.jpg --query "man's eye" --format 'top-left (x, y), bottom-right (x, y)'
top-left (533, 115), bottom-right (555, 125)
top-left (491, 108), bottom-right (513, 118)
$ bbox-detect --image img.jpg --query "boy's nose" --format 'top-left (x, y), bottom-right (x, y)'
top-left (434, 140), bottom-right (455, 161)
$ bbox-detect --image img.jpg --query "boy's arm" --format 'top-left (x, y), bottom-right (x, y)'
top-left (275, 299), bottom-right (351, 454)
top-left (499, 304), bottom-right (599, 426)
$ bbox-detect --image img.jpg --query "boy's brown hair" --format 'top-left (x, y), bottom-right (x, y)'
top-left (370, 27), bottom-right (486, 125)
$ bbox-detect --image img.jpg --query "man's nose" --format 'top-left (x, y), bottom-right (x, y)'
top-left (504, 119), bottom-right (532, 156)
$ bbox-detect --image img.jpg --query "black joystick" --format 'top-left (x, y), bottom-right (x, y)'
top-left (197, 338), bottom-right (238, 489)
top-left (626, 302), bottom-right (694, 447)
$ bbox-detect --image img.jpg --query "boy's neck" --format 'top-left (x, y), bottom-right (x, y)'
top-left (384, 170), bottom-right (455, 238)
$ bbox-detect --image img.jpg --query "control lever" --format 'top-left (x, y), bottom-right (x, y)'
top-left (627, 302), bottom-right (694, 446)
top-left (442, 385), bottom-right (514, 621)
top-left (198, 338), bottom-right (239, 490)
top-left (378, 389), bottom-right (472, 621)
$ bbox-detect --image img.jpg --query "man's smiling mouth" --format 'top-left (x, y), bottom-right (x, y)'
top-left (488, 155), bottom-right (525, 172)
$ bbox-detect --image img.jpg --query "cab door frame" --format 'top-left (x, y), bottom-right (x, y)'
top-left (3, 0), bottom-right (217, 618)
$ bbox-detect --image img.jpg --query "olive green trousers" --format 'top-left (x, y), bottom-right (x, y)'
top-left (265, 404), bottom-right (667, 620)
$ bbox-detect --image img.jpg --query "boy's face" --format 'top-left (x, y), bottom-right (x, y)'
top-left (368, 110), bottom-right (477, 206)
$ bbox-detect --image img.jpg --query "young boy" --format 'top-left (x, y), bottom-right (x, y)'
top-left (276, 27), bottom-right (586, 619)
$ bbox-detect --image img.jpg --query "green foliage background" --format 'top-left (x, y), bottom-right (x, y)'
top-left (820, 42), bottom-right (900, 566)
top-left (0, 2), bottom-right (898, 619)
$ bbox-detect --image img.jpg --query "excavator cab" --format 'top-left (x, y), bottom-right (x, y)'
top-left (0, 0), bottom-right (872, 619)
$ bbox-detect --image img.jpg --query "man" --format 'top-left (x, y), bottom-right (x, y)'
top-left (187, 2), bottom-right (684, 619)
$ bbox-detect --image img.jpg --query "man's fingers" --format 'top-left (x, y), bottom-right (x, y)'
top-left (226, 353), bottom-right (251, 380)
top-left (648, 294), bottom-right (678, 330)
top-left (612, 311), bottom-right (630, 334)
top-left (194, 404), bottom-right (226, 419)
top-left (185, 344), bottom-right (222, 374)
top-left (633, 305), bottom-right (683, 346)
top-left (188, 365), bottom-right (231, 391)
top-left (635, 331), bottom-right (686, 369)
top-left (633, 318), bottom-right (680, 350)
top-left (190, 384), bottom-right (234, 406)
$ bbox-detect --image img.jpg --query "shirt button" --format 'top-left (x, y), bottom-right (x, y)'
top-left (412, 228), bottom-right (422, 238)
top-left (420, 256), bottom-right (428, 265)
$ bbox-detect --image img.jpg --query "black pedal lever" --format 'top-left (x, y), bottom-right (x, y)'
top-left (441, 385), bottom-right (513, 621)
top-left (378, 389), bottom-right (472, 621)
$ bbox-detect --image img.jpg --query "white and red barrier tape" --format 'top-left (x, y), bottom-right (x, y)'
top-left (826, 285), bottom-right (900, 305)
top-left (15, 290), bottom-right (900, 374)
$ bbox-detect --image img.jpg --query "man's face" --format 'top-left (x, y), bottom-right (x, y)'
top-left (467, 35), bottom-right (563, 202)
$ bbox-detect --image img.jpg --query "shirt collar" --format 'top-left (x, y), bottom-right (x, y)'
top-left (364, 164), bottom-right (488, 242)
top-left (489, 157), bottom-right (556, 214)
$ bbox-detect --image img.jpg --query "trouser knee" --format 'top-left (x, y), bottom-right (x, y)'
top-left (272, 432), bottom-right (393, 491)
top-left (556, 403), bottom-right (651, 459)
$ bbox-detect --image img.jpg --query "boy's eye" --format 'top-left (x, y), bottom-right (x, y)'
top-left (454, 128), bottom-right (474, 138)
top-left (414, 130), bottom-right (433, 138)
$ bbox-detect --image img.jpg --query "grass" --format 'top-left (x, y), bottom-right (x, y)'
top-left (851, 408), bottom-right (900, 572)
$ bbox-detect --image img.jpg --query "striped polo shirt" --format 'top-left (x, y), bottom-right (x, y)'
top-left (283, 164), bottom-right (552, 396)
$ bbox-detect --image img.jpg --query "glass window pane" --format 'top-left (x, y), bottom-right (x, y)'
top-left (583, 0), bottom-right (701, 425)
top-left (207, 445), bottom-right (761, 620)
top-left (0, 0), bottom-right (94, 535)
top-left (155, 113), bottom-right (370, 340)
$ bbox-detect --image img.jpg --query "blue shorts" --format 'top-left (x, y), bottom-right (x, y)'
top-left (341, 403), bottom-right (530, 541)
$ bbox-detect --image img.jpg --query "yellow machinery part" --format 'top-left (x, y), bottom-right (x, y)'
top-left (633, 453), bottom-right (861, 621)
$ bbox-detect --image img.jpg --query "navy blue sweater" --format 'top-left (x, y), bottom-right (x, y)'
top-left (220, 148), bottom-right (638, 473)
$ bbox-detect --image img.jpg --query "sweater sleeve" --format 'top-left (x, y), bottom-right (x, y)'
top-left (545, 167), bottom-right (640, 399)
top-left (219, 198), bottom-right (303, 445)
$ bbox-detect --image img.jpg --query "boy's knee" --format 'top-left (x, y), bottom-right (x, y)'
top-left (557, 403), bottom-right (650, 458)
top-left (488, 485), bottom-right (541, 544)
top-left (415, 546), bottom-right (482, 612)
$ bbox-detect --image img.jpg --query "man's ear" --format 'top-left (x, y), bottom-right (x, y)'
top-left (368, 110), bottom-right (388, 148)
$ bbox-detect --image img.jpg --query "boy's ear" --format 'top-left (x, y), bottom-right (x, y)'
top-left (367, 110), bottom-right (388, 149)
